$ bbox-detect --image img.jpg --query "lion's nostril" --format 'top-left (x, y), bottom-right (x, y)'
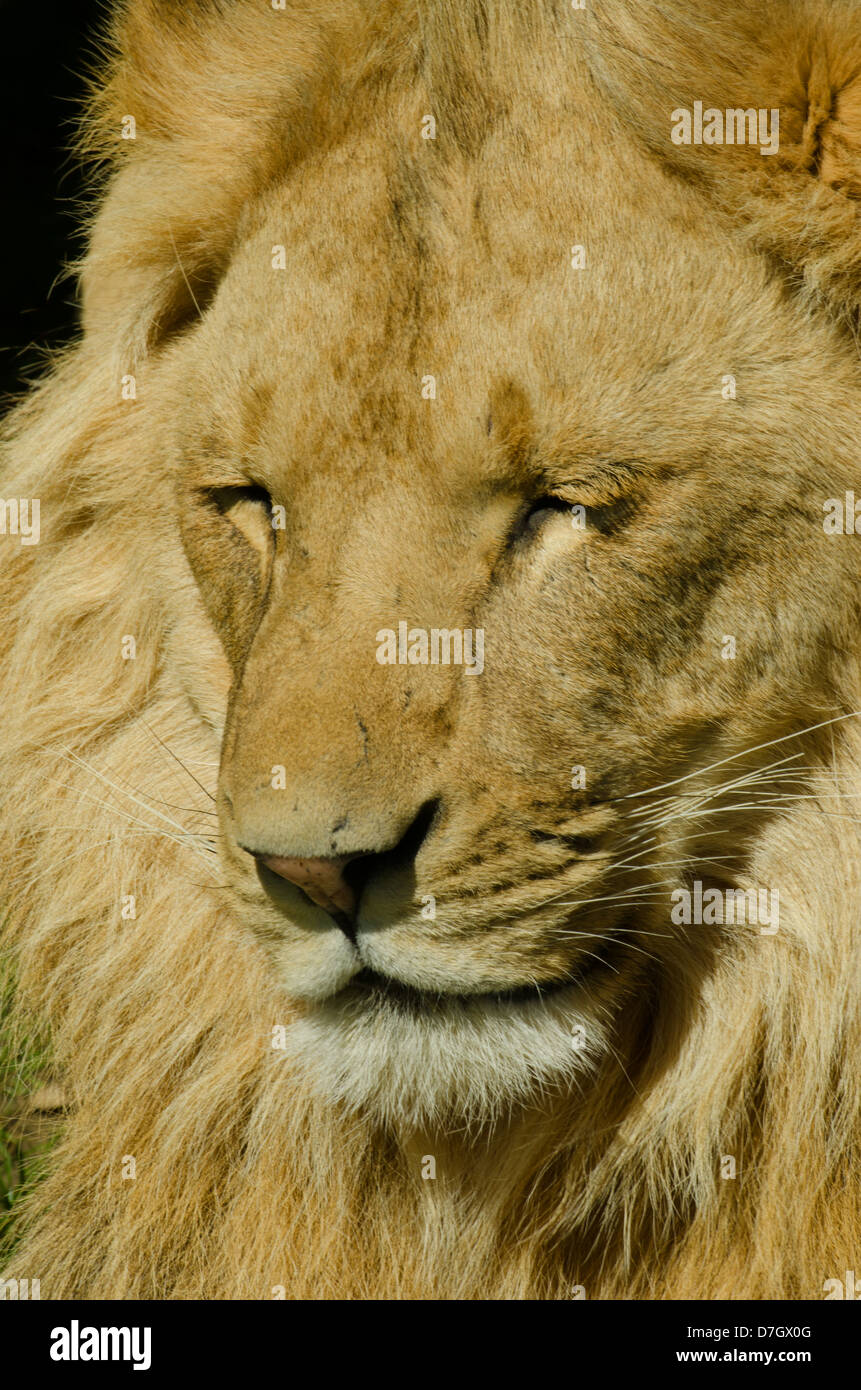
top-left (246, 799), bottom-right (440, 933)
top-left (258, 852), bottom-right (359, 921)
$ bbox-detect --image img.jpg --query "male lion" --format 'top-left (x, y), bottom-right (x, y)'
top-left (0, 0), bottom-right (859, 1300)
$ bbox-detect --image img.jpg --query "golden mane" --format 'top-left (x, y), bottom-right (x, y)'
top-left (1, 0), bottom-right (859, 1298)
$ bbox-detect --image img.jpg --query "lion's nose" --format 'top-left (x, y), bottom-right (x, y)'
top-left (243, 801), bottom-right (439, 932)
top-left (259, 852), bottom-right (358, 919)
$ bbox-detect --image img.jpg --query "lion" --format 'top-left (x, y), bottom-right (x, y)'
top-left (0, 0), bottom-right (859, 1300)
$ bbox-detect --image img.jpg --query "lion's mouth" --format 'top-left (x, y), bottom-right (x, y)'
top-left (348, 929), bottom-right (622, 1009)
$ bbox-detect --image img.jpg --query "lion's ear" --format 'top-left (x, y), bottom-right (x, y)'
top-left (816, 60), bottom-right (861, 196)
top-left (587, 0), bottom-right (861, 325)
top-left (78, 0), bottom-right (354, 362)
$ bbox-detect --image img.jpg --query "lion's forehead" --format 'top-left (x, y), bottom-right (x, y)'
top-left (182, 123), bottom-right (851, 502)
top-left (218, 106), bottom-right (741, 358)
top-left (156, 30), bottom-right (861, 516)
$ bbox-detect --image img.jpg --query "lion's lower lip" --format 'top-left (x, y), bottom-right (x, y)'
top-left (347, 923), bottom-right (626, 1007)
top-left (349, 965), bottom-right (583, 1007)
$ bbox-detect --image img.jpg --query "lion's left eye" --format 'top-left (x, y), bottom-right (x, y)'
top-left (523, 496), bottom-right (573, 532)
top-left (523, 493), bottom-right (636, 537)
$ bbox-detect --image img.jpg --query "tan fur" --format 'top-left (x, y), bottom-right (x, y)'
top-left (1, 0), bottom-right (859, 1298)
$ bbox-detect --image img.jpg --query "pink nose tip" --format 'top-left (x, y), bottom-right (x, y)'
top-left (259, 853), bottom-right (357, 917)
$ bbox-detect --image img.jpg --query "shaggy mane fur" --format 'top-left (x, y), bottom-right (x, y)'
top-left (1, 0), bottom-right (859, 1298)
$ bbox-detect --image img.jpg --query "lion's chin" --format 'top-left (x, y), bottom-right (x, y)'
top-left (278, 975), bottom-right (611, 1128)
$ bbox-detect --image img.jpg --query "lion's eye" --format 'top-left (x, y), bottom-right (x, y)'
top-left (208, 483), bottom-right (272, 515)
top-left (523, 496), bottom-right (575, 532)
top-left (523, 493), bottom-right (635, 537)
top-left (205, 483), bottom-right (275, 552)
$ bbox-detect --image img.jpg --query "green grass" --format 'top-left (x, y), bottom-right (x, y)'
top-left (0, 956), bottom-right (58, 1263)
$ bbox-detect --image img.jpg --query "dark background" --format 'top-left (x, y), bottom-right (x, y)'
top-left (1, 0), bottom-right (106, 405)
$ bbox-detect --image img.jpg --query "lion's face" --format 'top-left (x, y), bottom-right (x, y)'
top-left (167, 77), bottom-right (857, 1123)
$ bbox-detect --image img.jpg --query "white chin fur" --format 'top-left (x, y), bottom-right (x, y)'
top-left (280, 984), bottom-right (609, 1127)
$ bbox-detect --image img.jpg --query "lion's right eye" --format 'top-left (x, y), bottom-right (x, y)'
top-left (179, 480), bottom-right (277, 666)
top-left (203, 483), bottom-right (275, 554)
